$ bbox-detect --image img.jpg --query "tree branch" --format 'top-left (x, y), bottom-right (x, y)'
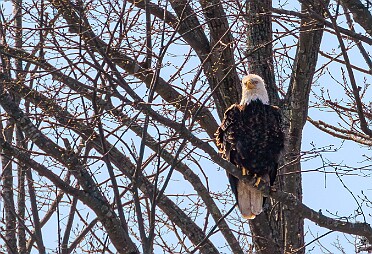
top-left (0, 74), bottom-right (221, 253)
top-left (128, 0), bottom-right (211, 58)
top-left (67, 218), bottom-right (98, 253)
top-left (271, 187), bottom-right (372, 242)
top-left (26, 172), bottom-right (71, 253)
top-left (272, 7), bottom-right (372, 45)
top-left (1, 72), bottom-right (241, 180)
top-left (0, 49), bottom-right (241, 250)
top-left (26, 169), bottom-right (46, 253)
top-left (320, 0), bottom-right (372, 137)
top-left (1, 52), bottom-right (224, 233)
top-left (308, 117), bottom-right (372, 146)
top-left (340, 0), bottom-right (372, 36)
top-left (236, 173), bottom-right (372, 245)
top-left (199, 0), bottom-right (241, 117)
top-left (0, 79), bottom-right (139, 253)
top-left (342, 3), bottom-right (372, 73)
top-left (47, 0), bottom-right (218, 136)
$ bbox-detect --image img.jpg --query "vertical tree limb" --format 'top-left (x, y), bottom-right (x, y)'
top-left (280, 0), bottom-right (330, 252)
top-left (199, 0), bottom-right (241, 117)
top-left (0, 88), bottom-right (18, 254)
top-left (61, 196), bottom-right (78, 254)
top-left (246, 0), bottom-right (279, 105)
top-left (26, 169), bottom-right (46, 253)
top-left (16, 128), bottom-right (27, 253)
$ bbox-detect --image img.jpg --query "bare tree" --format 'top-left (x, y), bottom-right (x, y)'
top-left (0, 0), bottom-right (372, 253)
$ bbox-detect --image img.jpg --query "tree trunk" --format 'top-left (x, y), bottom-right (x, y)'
top-left (246, 0), bottom-right (329, 252)
top-left (245, 1), bottom-right (283, 253)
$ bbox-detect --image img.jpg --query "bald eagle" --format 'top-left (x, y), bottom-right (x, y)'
top-left (215, 74), bottom-right (284, 219)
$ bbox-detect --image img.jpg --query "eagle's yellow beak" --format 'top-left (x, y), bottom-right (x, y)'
top-left (245, 80), bottom-right (256, 90)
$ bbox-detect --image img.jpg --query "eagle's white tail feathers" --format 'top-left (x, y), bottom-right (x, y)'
top-left (237, 180), bottom-right (263, 219)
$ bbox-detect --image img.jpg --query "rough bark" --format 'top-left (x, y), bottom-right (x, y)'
top-left (199, 0), bottom-right (241, 117)
top-left (0, 2), bottom-right (20, 252)
top-left (1, 122), bottom-right (18, 254)
top-left (16, 130), bottom-right (27, 254)
top-left (246, 0), bottom-right (279, 105)
top-left (14, 1), bottom-right (26, 251)
top-left (340, 0), bottom-right (372, 36)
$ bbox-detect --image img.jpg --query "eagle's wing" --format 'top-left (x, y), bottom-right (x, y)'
top-left (215, 104), bottom-right (241, 161)
top-left (215, 104), bottom-right (241, 200)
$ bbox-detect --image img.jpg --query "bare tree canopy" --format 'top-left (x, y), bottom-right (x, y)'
top-left (0, 0), bottom-right (372, 253)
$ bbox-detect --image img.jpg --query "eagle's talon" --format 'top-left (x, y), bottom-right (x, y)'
top-left (242, 167), bottom-right (247, 176)
top-left (254, 176), bottom-right (261, 187)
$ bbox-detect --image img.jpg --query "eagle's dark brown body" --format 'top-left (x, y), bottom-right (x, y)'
top-left (215, 99), bottom-right (284, 218)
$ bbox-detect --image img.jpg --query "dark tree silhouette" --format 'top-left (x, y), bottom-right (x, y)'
top-left (0, 0), bottom-right (372, 253)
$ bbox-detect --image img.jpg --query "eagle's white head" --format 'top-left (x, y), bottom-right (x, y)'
top-left (240, 74), bottom-right (269, 105)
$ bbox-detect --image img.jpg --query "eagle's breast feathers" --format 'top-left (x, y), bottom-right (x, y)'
top-left (216, 101), bottom-right (284, 177)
